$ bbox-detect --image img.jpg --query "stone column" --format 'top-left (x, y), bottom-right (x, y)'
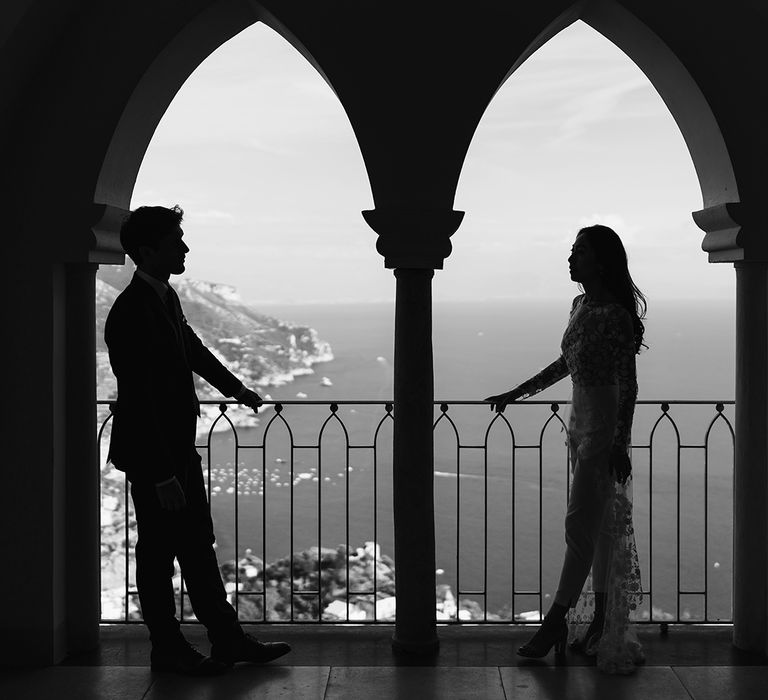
top-left (694, 203), bottom-right (768, 655)
top-left (733, 261), bottom-right (768, 654)
top-left (65, 262), bottom-right (101, 653)
top-left (362, 209), bottom-right (463, 654)
top-left (0, 260), bottom-right (68, 665)
top-left (391, 267), bottom-right (437, 652)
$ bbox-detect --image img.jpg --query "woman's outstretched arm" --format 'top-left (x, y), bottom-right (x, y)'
top-left (485, 295), bottom-right (581, 412)
top-left (485, 355), bottom-right (569, 411)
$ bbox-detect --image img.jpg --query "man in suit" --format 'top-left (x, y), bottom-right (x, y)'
top-left (105, 205), bottom-right (291, 675)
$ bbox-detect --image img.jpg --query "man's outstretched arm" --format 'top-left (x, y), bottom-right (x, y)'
top-left (182, 317), bottom-right (264, 408)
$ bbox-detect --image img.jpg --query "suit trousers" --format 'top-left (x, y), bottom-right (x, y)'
top-left (130, 451), bottom-right (241, 648)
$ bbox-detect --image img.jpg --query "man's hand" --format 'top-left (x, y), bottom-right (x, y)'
top-left (238, 387), bottom-right (263, 412)
top-left (484, 387), bottom-right (523, 413)
top-left (155, 477), bottom-right (187, 511)
top-left (609, 448), bottom-right (632, 485)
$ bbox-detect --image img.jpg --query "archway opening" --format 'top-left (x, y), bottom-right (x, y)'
top-left (433, 19), bottom-right (734, 624)
top-left (95, 21), bottom-right (393, 623)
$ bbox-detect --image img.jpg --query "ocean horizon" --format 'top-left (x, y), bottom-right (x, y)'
top-left (194, 298), bottom-right (735, 620)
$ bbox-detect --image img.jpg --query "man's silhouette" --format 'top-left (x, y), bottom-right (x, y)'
top-left (105, 205), bottom-right (290, 675)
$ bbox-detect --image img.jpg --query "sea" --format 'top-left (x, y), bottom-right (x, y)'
top-left (198, 298), bottom-right (736, 621)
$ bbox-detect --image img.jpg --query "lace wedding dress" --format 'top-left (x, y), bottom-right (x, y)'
top-left (515, 295), bottom-right (645, 674)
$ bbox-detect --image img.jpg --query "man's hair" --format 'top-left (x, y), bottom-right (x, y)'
top-left (120, 205), bottom-right (184, 264)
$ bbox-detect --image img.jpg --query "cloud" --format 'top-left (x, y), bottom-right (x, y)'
top-left (487, 21), bottom-right (664, 148)
top-left (243, 138), bottom-right (297, 157)
top-left (185, 209), bottom-right (236, 224)
top-left (576, 213), bottom-right (640, 243)
top-left (549, 75), bottom-right (650, 147)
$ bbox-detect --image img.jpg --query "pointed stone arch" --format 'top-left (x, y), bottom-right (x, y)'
top-left (94, 1), bottom-right (257, 213)
top-left (474, 0), bottom-right (764, 655)
top-left (474, 0), bottom-right (738, 241)
top-left (92, 0), bottom-right (346, 257)
top-left (579, 0), bottom-right (738, 210)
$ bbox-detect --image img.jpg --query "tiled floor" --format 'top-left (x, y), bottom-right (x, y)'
top-left (1, 625), bottom-right (766, 699)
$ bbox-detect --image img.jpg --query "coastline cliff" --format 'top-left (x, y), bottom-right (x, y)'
top-left (96, 263), bottom-right (333, 405)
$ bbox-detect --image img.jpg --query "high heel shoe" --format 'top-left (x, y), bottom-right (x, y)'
top-left (568, 631), bottom-right (601, 655)
top-left (568, 612), bottom-right (604, 654)
top-left (569, 592), bottom-right (606, 653)
top-left (517, 618), bottom-right (568, 658)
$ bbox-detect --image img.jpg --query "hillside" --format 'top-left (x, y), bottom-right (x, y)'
top-left (96, 264), bottom-right (333, 404)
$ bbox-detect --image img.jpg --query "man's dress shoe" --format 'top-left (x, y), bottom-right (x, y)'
top-left (211, 632), bottom-right (292, 665)
top-left (151, 641), bottom-right (229, 676)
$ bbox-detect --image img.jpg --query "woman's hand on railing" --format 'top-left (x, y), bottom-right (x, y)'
top-left (484, 387), bottom-right (523, 412)
top-left (609, 447), bottom-right (632, 485)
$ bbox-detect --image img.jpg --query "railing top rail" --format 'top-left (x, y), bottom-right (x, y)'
top-left (432, 400), bottom-right (735, 406)
top-left (96, 399), bottom-right (735, 406)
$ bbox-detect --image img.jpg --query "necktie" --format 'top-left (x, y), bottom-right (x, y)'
top-left (164, 287), bottom-right (180, 329)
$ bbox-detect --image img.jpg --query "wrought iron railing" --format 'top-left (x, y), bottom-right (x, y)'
top-left (97, 399), bottom-right (735, 626)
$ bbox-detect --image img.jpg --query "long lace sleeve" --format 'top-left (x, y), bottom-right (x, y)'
top-left (514, 296), bottom-right (583, 399)
top-left (516, 356), bottom-right (570, 399)
top-left (606, 306), bottom-right (637, 449)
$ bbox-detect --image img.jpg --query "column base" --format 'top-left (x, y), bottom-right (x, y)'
top-left (391, 633), bottom-right (440, 656)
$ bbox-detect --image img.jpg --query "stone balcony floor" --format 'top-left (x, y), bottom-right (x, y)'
top-left (1, 624), bottom-right (767, 699)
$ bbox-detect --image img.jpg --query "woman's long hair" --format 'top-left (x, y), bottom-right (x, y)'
top-left (577, 224), bottom-right (647, 353)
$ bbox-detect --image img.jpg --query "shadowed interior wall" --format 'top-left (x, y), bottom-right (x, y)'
top-left (0, 0), bottom-right (766, 664)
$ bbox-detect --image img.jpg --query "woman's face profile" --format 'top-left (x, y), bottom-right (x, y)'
top-left (568, 232), bottom-right (600, 284)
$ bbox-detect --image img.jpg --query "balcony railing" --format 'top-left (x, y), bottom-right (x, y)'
top-left (97, 399), bottom-right (735, 627)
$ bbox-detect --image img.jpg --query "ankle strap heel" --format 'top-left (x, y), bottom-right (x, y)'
top-left (517, 619), bottom-right (568, 658)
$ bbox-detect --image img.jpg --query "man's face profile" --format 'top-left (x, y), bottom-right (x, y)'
top-left (139, 225), bottom-right (189, 278)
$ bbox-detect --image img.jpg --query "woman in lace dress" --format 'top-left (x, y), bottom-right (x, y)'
top-left (485, 225), bottom-right (646, 674)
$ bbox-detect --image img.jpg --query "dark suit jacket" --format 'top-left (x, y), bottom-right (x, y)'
top-left (105, 273), bottom-right (242, 484)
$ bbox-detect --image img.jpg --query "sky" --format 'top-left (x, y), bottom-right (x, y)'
top-left (132, 20), bottom-right (735, 306)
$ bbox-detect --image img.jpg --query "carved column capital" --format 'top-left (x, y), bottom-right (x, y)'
top-left (693, 202), bottom-right (742, 263)
top-left (90, 202), bottom-right (128, 264)
top-left (693, 201), bottom-right (768, 263)
top-left (362, 208), bottom-right (464, 269)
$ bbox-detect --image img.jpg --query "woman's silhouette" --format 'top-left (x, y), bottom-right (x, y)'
top-left (486, 224), bottom-right (646, 674)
